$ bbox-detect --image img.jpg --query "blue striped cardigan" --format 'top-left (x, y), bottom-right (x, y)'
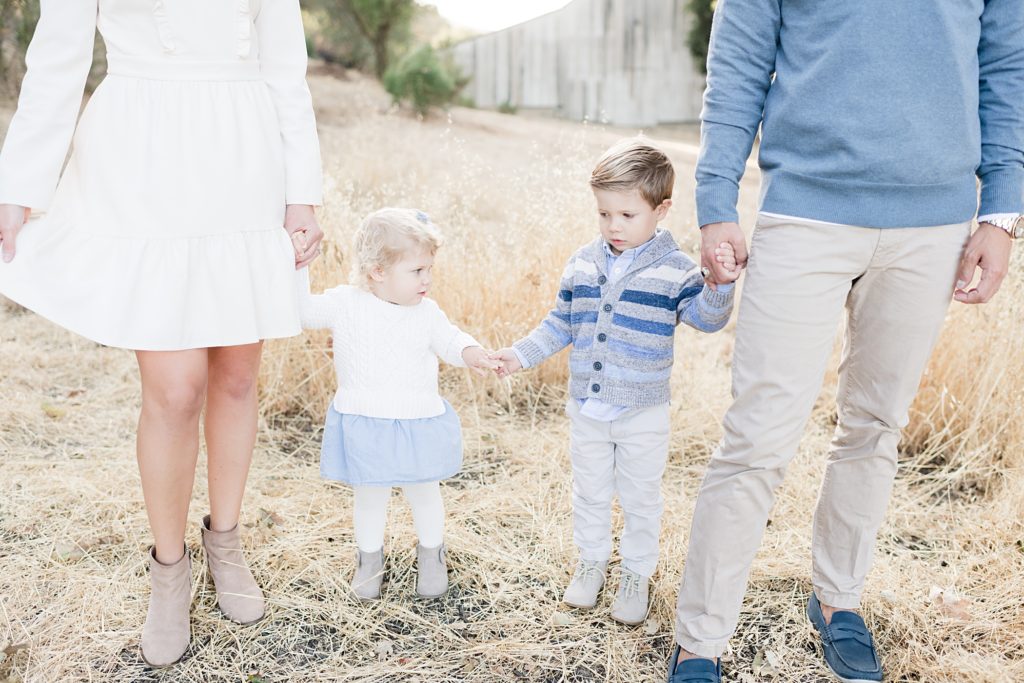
top-left (513, 230), bottom-right (734, 409)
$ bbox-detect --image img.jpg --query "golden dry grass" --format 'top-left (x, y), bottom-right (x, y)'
top-left (1, 71), bottom-right (1022, 682)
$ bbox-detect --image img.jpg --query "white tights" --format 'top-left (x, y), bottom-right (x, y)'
top-left (352, 481), bottom-right (445, 552)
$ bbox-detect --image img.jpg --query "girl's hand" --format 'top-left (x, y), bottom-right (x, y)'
top-left (462, 346), bottom-right (502, 377)
top-left (0, 204), bottom-right (30, 263)
top-left (489, 348), bottom-right (523, 379)
top-left (284, 204), bottom-right (324, 269)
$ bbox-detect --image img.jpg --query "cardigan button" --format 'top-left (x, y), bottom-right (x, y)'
top-left (597, 333), bottom-right (607, 342)
top-left (598, 275), bottom-right (607, 285)
top-left (603, 304), bottom-right (612, 312)
top-left (593, 362), bottom-right (603, 371)
top-left (591, 383), bottom-right (601, 393)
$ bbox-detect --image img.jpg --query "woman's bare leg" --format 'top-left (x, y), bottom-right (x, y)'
top-left (136, 349), bottom-right (209, 564)
top-left (205, 342), bottom-right (263, 532)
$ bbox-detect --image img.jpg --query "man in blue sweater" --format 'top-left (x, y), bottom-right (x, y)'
top-left (668, 2), bottom-right (1024, 683)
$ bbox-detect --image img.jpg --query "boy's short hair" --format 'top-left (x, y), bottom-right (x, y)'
top-left (353, 208), bottom-right (443, 287)
top-left (589, 137), bottom-right (675, 208)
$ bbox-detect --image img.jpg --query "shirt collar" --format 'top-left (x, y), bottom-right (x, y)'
top-left (603, 234), bottom-right (657, 260)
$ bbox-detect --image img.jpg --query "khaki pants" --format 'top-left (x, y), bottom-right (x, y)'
top-left (567, 399), bottom-right (671, 578)
top-left (674, 215), bottom-right (971, 658)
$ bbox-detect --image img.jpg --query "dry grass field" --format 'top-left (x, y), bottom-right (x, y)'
top-left (1, 70), bottom-right (1022, 682)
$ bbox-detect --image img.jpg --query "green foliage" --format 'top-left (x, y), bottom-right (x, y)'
top-left (383, 44), bottom-right (464, 117)
top-left (497, 100), bottom-right (517, 115)
top-left (304, 0), bottom-right (415, 78)
top-left (0, 0), bottom-right (40, 92)
top-left (0, 0), bottom-right (106, 94)
top-left (686, 0), bottom-right (716, 75)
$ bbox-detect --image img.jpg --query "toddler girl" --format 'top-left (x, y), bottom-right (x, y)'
top-left (295, 208), bottom-right (497, 599)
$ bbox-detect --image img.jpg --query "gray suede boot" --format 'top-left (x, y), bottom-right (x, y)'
top-left (610, 568), bottom-right (650, 625)
top-left (201, 515), bottom-right (265, 625)
top-left (351, 549), bottom-right (385, 600)
top-left (415, 543), bottom-right (448, 598)
top-left (562, 559), bottom-right (607, 609)
top-left (141, 546), bottom-right (192, 668)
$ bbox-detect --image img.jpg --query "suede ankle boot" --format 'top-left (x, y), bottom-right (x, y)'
top-left (141, 546), bottom-right (192, 668)
top-left (201, 514), bottom-right (265, 625)
top-left (351, 548), bottom-right (385, 600)
top-left (415, 543), bottom-right (448, 598)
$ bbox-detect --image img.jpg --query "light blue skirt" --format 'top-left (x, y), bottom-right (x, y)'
top-left (320, 400), bottom-right (463, 486)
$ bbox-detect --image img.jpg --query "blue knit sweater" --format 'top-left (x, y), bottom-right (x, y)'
top-left (697, 0), bottom-right (1024, 229)
top-left (513, 231), bottom-right (734, 409)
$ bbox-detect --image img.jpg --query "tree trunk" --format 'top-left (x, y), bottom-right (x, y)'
top-left (372, 33), bottom-right (388, 79)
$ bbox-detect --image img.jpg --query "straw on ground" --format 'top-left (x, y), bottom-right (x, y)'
top-left (1, 70), bottom-right (1022, 682)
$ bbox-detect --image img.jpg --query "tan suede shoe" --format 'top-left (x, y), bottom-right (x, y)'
top-left (141, 546), bottom-right (192, 668)
top-left (201, 515), bottom-right (265, 625)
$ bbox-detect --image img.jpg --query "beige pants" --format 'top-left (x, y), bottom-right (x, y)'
top-left (674, 215), bottom-right (971, 658)
top-left (567, 399), bottom-right (671, 578)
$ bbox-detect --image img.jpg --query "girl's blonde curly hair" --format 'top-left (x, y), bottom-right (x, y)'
top-left (352, 208), bottom-right (443, 288)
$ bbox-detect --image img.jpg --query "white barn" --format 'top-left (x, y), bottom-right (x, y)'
top-left (450, 0), bottom-right (706, 127)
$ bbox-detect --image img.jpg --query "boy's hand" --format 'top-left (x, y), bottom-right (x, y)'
top-left (712, 241), bottom-right (741, 283)
top-left (489, 348), bottom-right (523, 378)
top-left (463, 346), bottom-right (502, 376)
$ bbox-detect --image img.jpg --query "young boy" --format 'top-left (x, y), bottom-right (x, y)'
top-left (492, 138), bottom-right (738, 625)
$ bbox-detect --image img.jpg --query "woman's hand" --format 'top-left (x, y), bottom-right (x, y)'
top-left (0, 204), bottom-right (30, 263)
top-left (284, 204), bottom-right (323, 269)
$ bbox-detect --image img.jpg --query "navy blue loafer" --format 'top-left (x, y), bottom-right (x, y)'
top-left (666, 644), bottom-right (721, 683)
top-left (807, 593), bottom-right (882, 683)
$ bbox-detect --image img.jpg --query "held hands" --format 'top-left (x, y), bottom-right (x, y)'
top-left (489, 347), bottom-right (523, 379)
top-left (712, 240), bottom-right (741, 284)
top-left (954, 223), bottom-right (1011, 304)
top-left (700, 221), bottom-right (747, 288)
top-left (462, 346), bottom-right (503, 377)
top-left (0, 204), bottom-right (30, 263)
top-left (285, 204), bottom-right (324, 268)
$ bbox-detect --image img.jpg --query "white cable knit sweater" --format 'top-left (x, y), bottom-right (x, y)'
top-left (296, 269), bottom-right (479, 419)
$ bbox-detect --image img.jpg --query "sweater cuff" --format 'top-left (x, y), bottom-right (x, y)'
top-left (512, 346), bottom-right (532, 370)
top-left (446, 332), bottom-right (479, 368)
top-left (512, 338), bottom-right (546, 369)
top-left (979, 167), bottom-right (1024, 217)
top-left (696, 177), bottom-right (741, 228)
top-left (700, 284), bottom-right (735, 310)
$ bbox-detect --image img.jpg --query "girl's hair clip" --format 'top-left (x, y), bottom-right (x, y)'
top-left (415, 211), bottom-right (431, 225)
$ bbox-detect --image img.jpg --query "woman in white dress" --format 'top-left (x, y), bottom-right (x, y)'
top-left (0, 0), bottom-right (324, 667)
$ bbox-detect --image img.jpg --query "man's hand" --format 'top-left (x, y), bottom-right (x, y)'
top-left (462, 346), bottom-right (502, 377)
top-left (954, 223), bottom-right (1012, 304)
top-left (285, 204), bottom-right (324, 269)
top-left (488, 347), bottom-right (523, 379)
top-left (0, 204), bottom-right (30, 263)
top-left (700, 221), bottom-right (748, 288)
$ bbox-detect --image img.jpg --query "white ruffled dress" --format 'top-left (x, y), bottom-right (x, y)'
top-left (0, 0), bottom-right (322, 350)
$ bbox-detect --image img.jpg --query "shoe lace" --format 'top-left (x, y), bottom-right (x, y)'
top-left (620, 570), bottom-right (641, 600)
top-left (573, 561), bottom-right (603, 584)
